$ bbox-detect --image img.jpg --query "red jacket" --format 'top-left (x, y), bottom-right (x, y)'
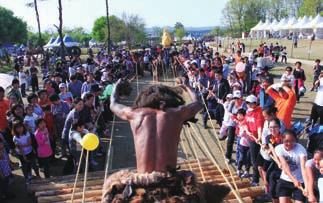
top-left (245, 106), bottom-right (264, 141)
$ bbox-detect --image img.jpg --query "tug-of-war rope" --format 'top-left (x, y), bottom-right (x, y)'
top-left (70, 60), bottom-right (245, 203)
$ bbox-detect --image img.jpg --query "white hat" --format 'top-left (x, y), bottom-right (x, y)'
top-left (233, 90), bottom-right (242, 99)
top-left (235, 62), bottom-right (246, 73)
top-left (59, 83), bottom-right (67, 88)
top-left (226, 93), bottom-right (233, 99)
top-left (246, 95), bottom-right (258, 103)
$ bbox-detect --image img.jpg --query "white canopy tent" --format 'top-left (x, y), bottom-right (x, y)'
top-left (249, 15), bottom-right (323, 39)
top-left (250, 21), bottom-right (263, 38)
top-left (43, 37), bottom-right (56, 48)
top-left (265, 19), bottom-right (279, 31)
top-left (256, 19), bottom-right (271, 38)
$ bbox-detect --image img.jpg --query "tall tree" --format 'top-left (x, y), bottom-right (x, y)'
top-left (105, 0), bottom-right (111, 54)
top-left (54, 0), bottom-right (65, 60)
top-left (174, 22), bottom-right (186, 41)
top-left (122, 13), bottom-right (146, 48)
top-left (299, 0), bottom-right (323, 16)
top-left (26, 0), bottom-right (45, 47)
top-left (0, 6), bottom-right (28, 44)
top-left (266, 0), bottom-right (289, 20)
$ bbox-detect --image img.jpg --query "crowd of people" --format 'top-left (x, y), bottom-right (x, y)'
top-left (0, 41), bottom-right (322, 203)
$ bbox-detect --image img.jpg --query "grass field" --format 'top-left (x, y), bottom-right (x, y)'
top-left (219, 38), bottom-right (323, 61)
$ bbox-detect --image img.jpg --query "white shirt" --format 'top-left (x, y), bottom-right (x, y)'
top-left (314, 78), bottom-right (323, 106)
top-left (13, 132), bottom-right (33, 155)
top-left (18, 71), bottom-right (27, 85)
top-left (24, 113), bottom-right (39, 134)
top-left (275, 143), bottom-right (307, 183)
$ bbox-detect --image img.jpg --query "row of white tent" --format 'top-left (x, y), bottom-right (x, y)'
top-left (250, 14), bottom-right (323, 39)
top-left (44, 35), bottom-right (80, 48)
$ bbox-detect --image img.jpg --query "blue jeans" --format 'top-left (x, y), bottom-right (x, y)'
top-left (237, 144), bottom-right (250, 171)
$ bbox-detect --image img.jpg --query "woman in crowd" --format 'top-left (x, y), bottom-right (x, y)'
top-left (275, 130), bottom-right (307, 203)
top-left (225, 90), bottom-right (247, 163)
top-left (260, 118), bottom-right (284, 202)
top-left (293, 61), bottom-right (306, 102)
top-left (305, 150), bottom-right (322, 203)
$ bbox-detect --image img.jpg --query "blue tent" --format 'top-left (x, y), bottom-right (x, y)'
top-left (63, 35), bottom-right (74, 43)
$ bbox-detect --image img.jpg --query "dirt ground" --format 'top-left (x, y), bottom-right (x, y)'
top-left (6, 56), bottom-right (317, 203)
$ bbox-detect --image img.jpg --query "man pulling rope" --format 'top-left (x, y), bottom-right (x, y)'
top-left (102, 79), bottom-right (231, 203)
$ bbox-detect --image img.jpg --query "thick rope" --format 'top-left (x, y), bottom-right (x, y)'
top-left (82, 150), bottom-right (90, 203)
top-left (189, 124), bottom-right (243, 203)
top-left (184, 126), bottom-right (206, 182)
top-left (70, 148), bottom-right (84, 203)
top-left (104, 114), bottom-right (116, 181)
top-left (135, 62), bottom-right (139, 94)
top-left (196, 86), bottom-right (239, 192)
top-left (179, 137), bottom-right (193, 172)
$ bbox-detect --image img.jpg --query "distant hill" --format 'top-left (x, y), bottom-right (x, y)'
top-left (145, 26), bottom-right (216, 34)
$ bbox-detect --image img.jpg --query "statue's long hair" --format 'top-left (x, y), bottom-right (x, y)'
top-left (134, 85), bottom-right (185, 110)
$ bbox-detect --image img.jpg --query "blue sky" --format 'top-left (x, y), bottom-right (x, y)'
top-left (1, 0), bottom-right (228, 31)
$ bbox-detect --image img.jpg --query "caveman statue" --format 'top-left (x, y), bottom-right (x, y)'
top-left (102, 78), bottom-right (230, 203)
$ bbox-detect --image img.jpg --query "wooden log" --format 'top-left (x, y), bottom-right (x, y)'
top-left (224, 186), bottom-right (264, 200)
top-left (35, 185), bottom-right (102, 197)
top-left (29, 179), bottom-right (104, 192)
top-left (219, 179), bottom-right (250, 189)
top-left (223, 196), bottom-right (253, 203)
top-left (38, 185), bottom-right (259, 203)
top-left (38, 190), bottom-right (102, 203)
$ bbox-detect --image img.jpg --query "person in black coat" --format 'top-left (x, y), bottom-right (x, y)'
top-left (213, 69), bottom-right (230, 103)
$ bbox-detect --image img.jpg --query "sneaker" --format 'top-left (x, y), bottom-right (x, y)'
top-left (236, 170), bottom-right (242, 177)
top-left (225, 158), bottom-right (234, 164)
top-left (241, 171), bottom-right (250, 178)
top-left (250, 181), bottom-right (259, 187)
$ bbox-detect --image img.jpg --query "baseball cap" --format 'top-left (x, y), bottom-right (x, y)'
top-left (59, 83), bottom-right (67, 88)
top-left (233, 90), bottom-right (242, 99)
top-left (246, 95), bottom-right (257, 103)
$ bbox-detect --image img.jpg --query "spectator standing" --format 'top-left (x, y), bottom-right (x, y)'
top-left (245, 95), bottom-right (264, 186)
top-left (293, 62), bottom-right (306, 102)
top-left (68, 75), bottom-right (83, 98)
top-left (34, 118), bottom-right (52, 178)
top-left (29, 62), bottom-right (39, 93)
top-left (18, 67), bottom-right (27, 97)
top-left (12, 121), bottom-right (40, 183)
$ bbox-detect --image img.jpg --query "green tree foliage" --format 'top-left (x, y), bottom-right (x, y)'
top-left (0, 6), bottom-right (28, 44)
top-left (27, 30), bottom-right (52, 47)
top-left (299, 0), bottom-right (323, 16)
top-left (221, 0), bottom-right (308, 37)
top-left (174, 22), bottom-right (186, 41)
top-left (92, 14), bottom-right (146, 47)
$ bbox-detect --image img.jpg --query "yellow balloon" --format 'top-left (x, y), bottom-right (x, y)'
top-left (81, 133), bottom-right (99, 151)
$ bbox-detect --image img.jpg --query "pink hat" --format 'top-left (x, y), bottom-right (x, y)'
top-left (235, 62), bottom-right (246, 73)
